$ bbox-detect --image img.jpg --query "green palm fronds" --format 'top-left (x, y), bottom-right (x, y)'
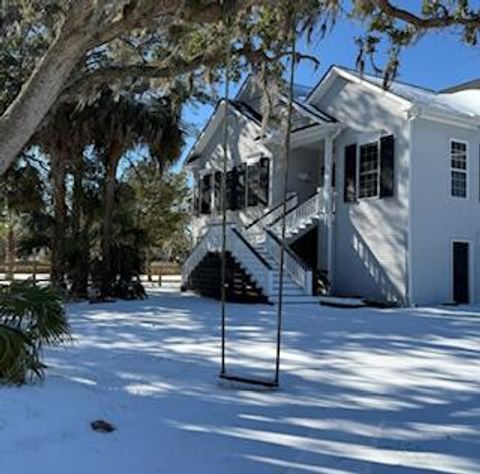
top-left (0, 282), bottom-right (69, 384)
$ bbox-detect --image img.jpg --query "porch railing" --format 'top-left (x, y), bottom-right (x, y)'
top-left (244, 193), bottom-right (297, 244)
top-left (270, 190), bottom-right (327, 238)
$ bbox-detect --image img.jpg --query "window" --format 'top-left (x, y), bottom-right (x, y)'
top-left (247, 158), bottom-right (269, 206)
top-left (200, 174), bottom-right (212, 214)
top-left (451, 140), bottom-right (467, 198)
top-left (358, 142), bottom-right (379, 199)
top-left (237, 164), bottom-right (246, 209)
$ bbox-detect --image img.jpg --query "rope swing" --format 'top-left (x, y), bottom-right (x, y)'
top-left (275, 13), bottom-right (297, 387)
top-left (219, 10), bottom-right (297, 389)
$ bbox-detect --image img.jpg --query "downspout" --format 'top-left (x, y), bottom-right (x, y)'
top-left (324, 126), bottom-right (343, 293)
top-left (406, 106), bottom-right (421, 306)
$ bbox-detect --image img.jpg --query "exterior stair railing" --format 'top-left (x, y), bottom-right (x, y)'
top-left (265, 229), bottom-right (313, 295)
top-left (270, 190), bottom-right (326, 239)
top-left (183, 188), bottom-right (331, 299)
top-left (182, 224), bottom-right (274, 296)
top-left (244, 193), bottom-right (297, 244)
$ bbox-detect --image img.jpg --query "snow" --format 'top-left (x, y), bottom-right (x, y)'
top-left (1, 289), bottom-right (480, 473)
top-left (337, 67), bottom-right (480, 120)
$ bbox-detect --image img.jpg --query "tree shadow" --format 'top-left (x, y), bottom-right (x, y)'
top-left (38, 292), bottom-right (480, 474)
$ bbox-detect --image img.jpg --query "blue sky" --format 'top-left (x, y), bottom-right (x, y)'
top-left (178, 15), bottom-right (480, 169)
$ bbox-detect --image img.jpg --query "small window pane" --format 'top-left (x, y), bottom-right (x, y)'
top-left (450, 141), bottom-right (468, 198)
top-left (451, 171), bottom-right (467, 197)
top-left (358, 142), bottom-right (379, 199)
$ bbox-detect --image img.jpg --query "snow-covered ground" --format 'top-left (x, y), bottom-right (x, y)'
top-left (1, 288), bottom-right (480, 474)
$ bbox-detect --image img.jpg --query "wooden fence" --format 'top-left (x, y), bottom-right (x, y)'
top-left (0, 262), bottom-right (181, 285)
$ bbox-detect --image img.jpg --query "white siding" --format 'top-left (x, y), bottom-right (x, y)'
top-left (410, 117), bottom-right (480, 305)
top-left (313, 78), bottom-right (410, 303)
top-left (190, 109), bottom-right (271, 242)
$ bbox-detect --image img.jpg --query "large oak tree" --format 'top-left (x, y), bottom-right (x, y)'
top-left (0, 0), bottom-right (478, 176)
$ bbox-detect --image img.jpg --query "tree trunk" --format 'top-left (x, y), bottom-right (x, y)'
top-left (0, 18), bottom-right (92, 175)
top-left (5, 212), bottom-right (15, 282)
top-left (70, 156), bottom-right (89, 298)
top-left (101, 142), bottom-right (122, 296)
top-left (146, 249), bottom-right (152, 282)
top-left (50, 153), bottom-right (67, 291)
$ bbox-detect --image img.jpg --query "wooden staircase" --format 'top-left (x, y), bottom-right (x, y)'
top-left (187, 252), bottom-right (268, 303)
top-left (182, 190), bottom-right (329, 305)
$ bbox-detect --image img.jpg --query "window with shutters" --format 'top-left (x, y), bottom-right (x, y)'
top-left (343, 135), bottom-right (394, 203)
top-left (450, 140), bottom-right (468, 198)
top-left (358, 142), bottom-right (380, 199)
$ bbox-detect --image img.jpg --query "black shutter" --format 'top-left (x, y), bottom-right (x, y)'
top-left (247, 163), bottom-right (259, 206)
top-left (380, 135), bottom-right (395, 198)
top-left (226, 170), bottom-right (233, 210)
top-left (258, 157), bottom-right (269, 206)
top-left (237, 164), bottom-right (246, 209)
top-left (200, 174), bottom-right (212, 214)
top-left (193, 178), bottom-right (200, 216)
top-left (213, 171), bottom-right (222, 211)
top-left (344, 144), bottom-right (357, 203)
top-left (226, 168), bottom-right (239, 210)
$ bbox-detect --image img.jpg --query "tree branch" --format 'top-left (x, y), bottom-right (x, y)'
top-left (372, 0), bottom-right (480, 29)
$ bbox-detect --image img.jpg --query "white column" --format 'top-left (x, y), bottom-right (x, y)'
top-left (323, 135), bottom-right (334, 290)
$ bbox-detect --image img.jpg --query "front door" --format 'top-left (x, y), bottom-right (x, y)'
top-left (453, 241), bottom-right (470, 304)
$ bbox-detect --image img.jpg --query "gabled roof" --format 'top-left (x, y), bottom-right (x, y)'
top-left (185, 99), bottom-right (263, 165)
top-left (308, 65), bottom-right (480, 124)
top-left (186, 76), bottom-right (336, 165)
top-left (441, 78), bottom-right (480, 94)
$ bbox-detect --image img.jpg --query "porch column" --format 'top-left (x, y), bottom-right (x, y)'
top-left (323, 134), bottom-right (334, 289)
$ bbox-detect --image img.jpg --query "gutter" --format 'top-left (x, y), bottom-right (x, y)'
top-left (406, 104), bottom-right (480, 130)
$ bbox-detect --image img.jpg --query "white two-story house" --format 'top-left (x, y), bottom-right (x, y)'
top-left (182, 65), bottom-right (480, 306)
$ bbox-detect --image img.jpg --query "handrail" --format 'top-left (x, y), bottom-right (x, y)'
top-left (265, 229), bottom-right (313, 295)
top-left (182, 224), bottom-right (274, 296)
top-left (245, 193), bottom-right (297, 230)
top-left (269, 191), bottom-right (327, 239)
top-left (265, 229), bottom-right (312, 272)
top-left (182, 226), bottom-right (221, 286)
top-left (244, 193), bottom-right (298, 245)
top-left (231, 228), bottom-right (272, 270)
top-left (269, 191), bottom-right (324, 228)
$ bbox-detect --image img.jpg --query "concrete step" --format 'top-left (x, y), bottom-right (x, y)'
top-left (269, 295), bottom-right (322, 305)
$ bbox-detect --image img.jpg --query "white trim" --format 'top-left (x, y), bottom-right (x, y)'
top-left (356, 139), bottom-right (381, 201)
top-left (412, 108), bottom-right (480, 130)
top-left (451, 239), bottom-right (474, 304)
top-left (308, 67), bottom-right (480, 130)
top-left (308, 66), bottom-right (412, 109)
top-left (407, 116), bottom-right (416, 306)
top-left (186, 100), bottom-right (262, 164)
top-left (290, 123), bottom-right (341, 148)
top-left (449, 138), bottom-right (469, 199)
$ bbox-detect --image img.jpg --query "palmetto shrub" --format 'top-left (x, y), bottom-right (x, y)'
top-left (0, 282), bottom-right (70, 384)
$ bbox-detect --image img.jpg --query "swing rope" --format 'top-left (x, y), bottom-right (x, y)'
top-left (274, 12), bottom-right (297, 386)
top-left (219, 8), bottom-right (297, 389)
top-left (220, 11), bottom-right (231, 377)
